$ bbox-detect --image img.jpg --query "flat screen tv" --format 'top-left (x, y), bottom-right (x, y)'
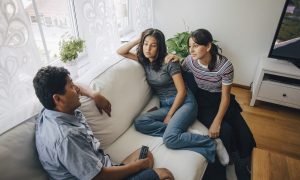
top-left (268, 0), bottom-right (300, 68)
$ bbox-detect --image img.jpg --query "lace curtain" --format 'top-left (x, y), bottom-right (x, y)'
top-left (73, 0), bottom-right (153, 81)
top-left (74, 0), bottom-right (121, 64)
top-left (73, 0), bottom-right (153, 62)
top-left (131, 0), bottom-right (153, 34)
top-left (0, 0), bottom-right (154, 134)
top-left (0, 0), bottom-right (42, 134)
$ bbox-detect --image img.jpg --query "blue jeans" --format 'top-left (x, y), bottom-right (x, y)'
top-left (134, 90), bottom-right (216, 163)
top-left (126, 169), bottom-right (159, 180)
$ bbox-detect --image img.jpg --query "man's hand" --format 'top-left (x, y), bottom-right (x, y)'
top-left (92, 93), bottom-right (111, 117)
top-left (146, 151), bottom-right (154, 168)
top-left (154, 168), bottom-right (174, 180)
top-left (122, 148), bottom-right (154, 169)
top-left (164, 54), bottom-right (180, 64)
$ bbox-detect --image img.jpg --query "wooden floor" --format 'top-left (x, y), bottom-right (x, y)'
top-left (231, 87), bottom-right (300, 160)
top-left (252, 148), bottom-right (300, 180)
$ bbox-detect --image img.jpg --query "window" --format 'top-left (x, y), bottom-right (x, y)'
top-left (44, 16), bottom-right (52, 26)
top-left (30, 15), bottom-right (37, 23)
top-left (22, 0), bottom-right (77, 64)
top-left (113, 0), bottom-right (133, 37)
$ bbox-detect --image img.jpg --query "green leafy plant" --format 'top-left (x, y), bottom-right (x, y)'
top-left (166, 31), bottom-right (219, 61)
top-left (166, 31), bottom-right (190, 59)
top-left (59, 38), bottom-right (85, 63)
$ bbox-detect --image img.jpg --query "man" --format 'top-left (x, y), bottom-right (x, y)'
top-left (33, 66), bottom-right (174, 180)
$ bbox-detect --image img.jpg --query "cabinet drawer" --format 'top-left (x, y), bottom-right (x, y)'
top-left (258, 81), bottom-right (300, 105)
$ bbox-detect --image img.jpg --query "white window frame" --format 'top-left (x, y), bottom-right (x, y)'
top-left (118, 0), bottom-right (136, 43)
top-left (117, 0), bottom-right (134, 38)
top-left (30, 15), bottom-right (37, 23)
top-left (30, 0), bottom-right (79, 64)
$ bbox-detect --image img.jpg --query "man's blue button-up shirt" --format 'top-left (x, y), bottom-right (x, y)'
top-left (35, 108), bottom-right (112, 180)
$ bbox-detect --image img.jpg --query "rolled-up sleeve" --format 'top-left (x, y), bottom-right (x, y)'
top-left (167, 61), bottom-right (181, 76)
top-left (57, 133), bottom-right (103, 180)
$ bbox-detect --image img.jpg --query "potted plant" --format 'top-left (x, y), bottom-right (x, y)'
top-left (59, 37), bottom-right (85, 63)
top-left (59, 37), bottom-right (85, 79)
top-left (166, 31), bottom-right (190, 61)
top-left (166, 31), bottom-right (218, 62)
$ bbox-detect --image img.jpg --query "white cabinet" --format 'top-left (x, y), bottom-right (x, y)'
top-left (250, 57), bottom-right (300, 109)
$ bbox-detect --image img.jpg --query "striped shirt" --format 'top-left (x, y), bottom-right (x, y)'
top-left (182, 55), bottom-right (234, 92)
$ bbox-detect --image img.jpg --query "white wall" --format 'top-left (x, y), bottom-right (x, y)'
top-left (153, 0), bottom-right (286, 86)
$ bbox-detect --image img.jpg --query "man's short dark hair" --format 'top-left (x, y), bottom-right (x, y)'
top-left (33, 66), bottom-right (70, 110)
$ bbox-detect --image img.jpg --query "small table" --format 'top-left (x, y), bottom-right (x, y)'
top-left (252, 148), bottom-right (300, 180)
top-left (250, 57), bottom-right (300, 109)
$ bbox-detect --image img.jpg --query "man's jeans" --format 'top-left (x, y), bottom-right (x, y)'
top-left (127, 169), bottom-right (159, 180)
top-left (134, 90), bottom-right (216, 163)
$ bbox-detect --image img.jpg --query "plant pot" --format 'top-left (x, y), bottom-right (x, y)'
top-left (65, 59), bottom-right (78, 80)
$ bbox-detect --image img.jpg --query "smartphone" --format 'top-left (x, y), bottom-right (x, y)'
top-left (139, 145), bottom-right (149, 159)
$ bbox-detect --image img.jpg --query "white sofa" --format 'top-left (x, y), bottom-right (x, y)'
top-left (0, 58), bottom-right (212, 180)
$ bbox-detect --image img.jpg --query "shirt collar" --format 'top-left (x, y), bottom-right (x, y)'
top-left (43, 108), bottom-right (84, 127)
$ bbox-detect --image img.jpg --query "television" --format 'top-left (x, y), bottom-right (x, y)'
top-left (268, 0), bottom-right (300, 68)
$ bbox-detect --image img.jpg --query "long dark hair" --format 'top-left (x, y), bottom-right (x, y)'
top-left (137, 28), bottom-right (167, 71)
top-left (190, 29), bottom-right (225, 71)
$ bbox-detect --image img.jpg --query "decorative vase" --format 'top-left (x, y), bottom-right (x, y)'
top-left (65, 59), bottom-right (78, 80)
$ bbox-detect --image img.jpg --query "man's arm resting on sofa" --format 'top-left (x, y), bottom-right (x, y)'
top-left (93, 163), bottom-right (175, 180)
top-left (92, 158), bottom-right (150, 180)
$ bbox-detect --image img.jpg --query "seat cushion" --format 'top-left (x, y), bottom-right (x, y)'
top-left (105, 96), bottom-right (209, 180)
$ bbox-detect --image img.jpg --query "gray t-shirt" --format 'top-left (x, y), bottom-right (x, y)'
top-left (143, 62), bottom-right (181, 100)
top-left (35, 109), bottom-right (112, 180)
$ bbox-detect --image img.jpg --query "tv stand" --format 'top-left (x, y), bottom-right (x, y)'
top-left (292, 62), bottom-right (300, 69)
top-left (250, 57), bottom-right (300, 109)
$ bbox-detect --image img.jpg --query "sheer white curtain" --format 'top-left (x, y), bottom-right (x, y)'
top-left (72, 0), bottom-right (122, 81)
top-left (73, 0), bottom-right (153, 60)
top-left (131, 0), bottom-right (153, 34)
top-left (0, 0), bottom-right (42, 134)
top-left (73, 0), bottom-right (153, 81)
top-left (74, 0), bottom-right (121, 62)
top-left (0, 0), bottom-right (154, 134)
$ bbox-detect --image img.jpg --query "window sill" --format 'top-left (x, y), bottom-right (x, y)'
top-left (120, 31), bottom-right (136, 43)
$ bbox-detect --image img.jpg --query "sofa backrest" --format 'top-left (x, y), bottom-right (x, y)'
top-left (0, 58), bottom-right (151, 179)
top-left (79, 59), bottom-right (152, 149)
top-left (0, 117), bottom-right (48, 179)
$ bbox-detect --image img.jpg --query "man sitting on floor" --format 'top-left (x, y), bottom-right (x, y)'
top-left (33, 66), bottom-right (174, 180)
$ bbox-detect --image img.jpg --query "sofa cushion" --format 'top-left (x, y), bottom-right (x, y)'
top-left (105, 96), bottom-right (209, 180)
top-left (105, 124), bottom-right (208, 180)
top-left (0, 117), bottom-right (47, 180)
top-left (79, 59), bottom-right (152, 149)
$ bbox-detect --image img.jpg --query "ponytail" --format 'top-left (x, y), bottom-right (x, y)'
top-left (208, 43), bottom-right (225, 71)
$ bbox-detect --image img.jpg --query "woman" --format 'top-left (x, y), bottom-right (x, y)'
top-left (172, 29), bottom-right (256, 180)
top-left (117, 28), bottom-right (229, 165)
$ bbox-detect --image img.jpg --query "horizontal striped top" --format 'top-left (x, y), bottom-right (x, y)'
top-left (182, 55), bottom-right (234, 92)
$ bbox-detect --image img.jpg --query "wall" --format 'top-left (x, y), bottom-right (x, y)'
top-left (153, 0), bottom-right (286, 86)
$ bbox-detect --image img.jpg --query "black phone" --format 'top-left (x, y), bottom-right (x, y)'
top-left (139, 145), bottom-right (149, 159)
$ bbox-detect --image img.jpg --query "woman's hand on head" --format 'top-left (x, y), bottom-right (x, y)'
top-left (164, 54), bottom-right (180, 64)
top-left (133, 35), bottom-right (142, 44)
